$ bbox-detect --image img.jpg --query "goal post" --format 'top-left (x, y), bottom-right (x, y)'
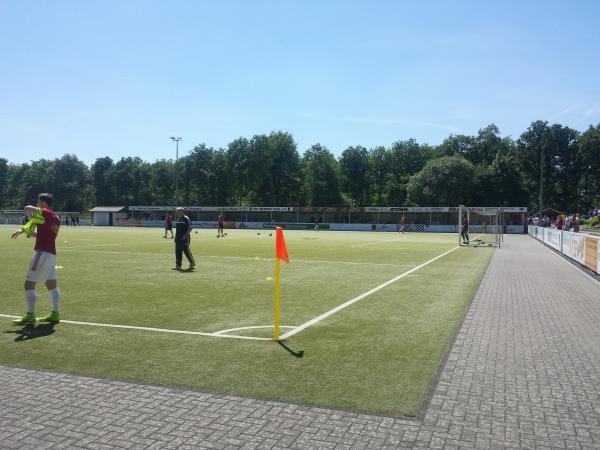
top-left (458, 205), bottom-right (503, 248)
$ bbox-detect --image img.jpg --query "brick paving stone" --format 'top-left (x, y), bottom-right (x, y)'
top-left (1, 236), bottom-right (600, 448)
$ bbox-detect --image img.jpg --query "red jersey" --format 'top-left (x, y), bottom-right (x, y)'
top-left (35, 208), bottom-right (60, 255)
top-left (400, 218), bottom-right (405, 225)
top-left (166, 214), bottom-right (173, 225)
top-left (218, 214), bottom-right (224, 225)
top-left (462, 218), bottom-right (469, 229)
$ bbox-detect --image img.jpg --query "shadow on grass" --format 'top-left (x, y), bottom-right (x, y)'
top-left (5, 323), bottom-right (56, 342)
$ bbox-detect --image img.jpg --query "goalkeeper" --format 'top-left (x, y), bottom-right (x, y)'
top-left (461, 215), bottom-right (470, 244)
top-left (10, 193), bottom-right (62, 325)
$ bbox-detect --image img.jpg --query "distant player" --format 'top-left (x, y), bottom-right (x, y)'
top-left (314, 217), bottom-right (320, 231)
top-left (461, 215), bottom-right (470, 244)
top-left (217, 212), bottom-right (225, 237)
top-left (482, 221), bottom-right (487, 235)
top-left (398, 216), bottom-right (406, 234)
top-left (174, 207), bottom-right (195, 271)
top-left (164, 212), bottom-right (173, 238)
top-left (10, 193), bottom-right (62, 325)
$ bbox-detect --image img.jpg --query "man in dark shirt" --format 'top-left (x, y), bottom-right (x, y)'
top-left (461, 215), bottom-right (469, 244)
top-left (174, 207), bottom-right (195, 271)
top-left (217, 212), bottom-right (225, 237)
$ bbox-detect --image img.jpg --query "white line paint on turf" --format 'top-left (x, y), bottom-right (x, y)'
top-left (202, 255), bottom-right (415, 268)
top-left (58, 249), bottom-right (415, 268)
top-left (278, 245), bottom-right (461, 340)
top-left (61, 242), bottom-right (153, 249)
top-left (351, 238), bottom-right (406, 248)
top-left (0, 314), bottom-right (273, 341)
top-left (213, 325), bottom-right (297, 335)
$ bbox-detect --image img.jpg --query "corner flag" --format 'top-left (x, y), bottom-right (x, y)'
top-left (273, 227), bottom-right (289, 340)
top-left (275, 226), bottom-right (289, 263)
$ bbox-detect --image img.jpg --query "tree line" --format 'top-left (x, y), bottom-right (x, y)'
top-left (0, 120), bottom-right (599, 213)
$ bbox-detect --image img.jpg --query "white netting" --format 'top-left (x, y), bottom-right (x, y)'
top-left (458, 206), bottom-right (504, 248)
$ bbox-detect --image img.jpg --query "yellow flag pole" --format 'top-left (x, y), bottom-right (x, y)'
top-left (273, 257), bottom-right (281, 340)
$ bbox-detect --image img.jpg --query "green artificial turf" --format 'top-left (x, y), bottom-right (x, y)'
top-left (0, 225), bottom-right (493, 416)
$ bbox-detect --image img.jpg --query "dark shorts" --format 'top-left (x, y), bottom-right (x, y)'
top-left (166, 224), bottom-right (172, 230)
top-left (218, 223), bottom-right (224, 229)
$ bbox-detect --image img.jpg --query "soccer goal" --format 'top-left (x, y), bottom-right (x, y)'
top-left (458, 205), bottom-right (504, 248)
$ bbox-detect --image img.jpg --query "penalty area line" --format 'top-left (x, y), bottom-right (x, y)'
top-left (0, 314), bottom-right (273, 341)
top-left (278, 245), bottom-right (460, 340)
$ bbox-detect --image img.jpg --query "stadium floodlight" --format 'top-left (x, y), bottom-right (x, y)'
top-left (170, 137), bottom-right (183, 205)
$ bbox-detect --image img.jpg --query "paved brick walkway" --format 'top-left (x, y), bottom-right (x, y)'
top-left (1, 235), bottom-right (600, 449)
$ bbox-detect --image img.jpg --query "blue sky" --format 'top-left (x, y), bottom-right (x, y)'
top-left (1, 0), bottom-right (599, 166)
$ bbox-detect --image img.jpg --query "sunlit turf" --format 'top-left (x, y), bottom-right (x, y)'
top-left (0, 225), bottom-right (493, 416)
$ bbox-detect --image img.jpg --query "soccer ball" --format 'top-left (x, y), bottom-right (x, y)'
top-left (216, 235), bottom-right (220, 238)
top-left (224, 233), bottom-right (228, 236)
top-left (257, 232), bottom-right (260, 235)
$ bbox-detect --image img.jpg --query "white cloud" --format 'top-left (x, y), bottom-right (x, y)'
top-left (302, 112), bottom-right (461, 133)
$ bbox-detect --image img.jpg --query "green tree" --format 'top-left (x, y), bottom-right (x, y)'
top-left (516, 121), bottom-right (553, 211)
top-left (268, 131), bottom-right (301, 206)
top-left (578, 124), bottom-right (600, 208)
top-left (516, 121), bottom-right (580, 212)
top-left (149, 159), bottom-right (175, 205)
top-left (227, 137), bottom-right (252, 205)
top-left (339, 145), bottom-right (370, 206)
top-left (45, 154), bottom-right (92, 211)
top-left (406, 156), bottom-right (475, 206)
top-left (0, 158), bottom-right (8, 208)
top-left (384, 139), bottom-right (434, 206)
top-left (91, 157), bottom-right (115, 206)
top-left (436, 134), bottom-right (475, 158)
top-left (368, 146), bottom-right (389, 206)
top-left (108, 157), bottom-right (152, 205)
top-left (300, 144), bottom-right (342, 206)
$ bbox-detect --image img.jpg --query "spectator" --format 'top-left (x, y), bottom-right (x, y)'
top-left (555, 214), bottom-right (563, 231)
top-left (574, 214), bottom-right (581, 232)
top-left (565, 214), bottom-right (572, 231)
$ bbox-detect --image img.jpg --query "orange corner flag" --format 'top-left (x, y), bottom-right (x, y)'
top-left (275, 226), bottom-right (289, 263)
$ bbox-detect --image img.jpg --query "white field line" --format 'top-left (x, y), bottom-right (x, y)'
top-left (278, 246), bottom-right (460, 340)
top-left (213, 325), bottom-right (296, 335)
top-left (0, 314), bottom-right (273, 341)
top-left (203, 255), bottom-right (415, 268)
top-left (58, 249), bottom-right (415, 268)
top-left (60, 235), bottom-right (253, 250)
top-left (61, 242), bottom-right (156, 249)
top-left (351, 238), bottom-right (406, 248)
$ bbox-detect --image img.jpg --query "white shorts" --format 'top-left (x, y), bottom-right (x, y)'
top-left (26, 251), bottom-right (57, 283)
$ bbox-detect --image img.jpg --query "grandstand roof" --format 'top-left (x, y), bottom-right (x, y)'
top-left (89, 206), bottom-right (126, 212)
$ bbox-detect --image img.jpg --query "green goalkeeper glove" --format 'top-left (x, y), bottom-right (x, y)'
top-left (22, 208), bottom-right (45, 235)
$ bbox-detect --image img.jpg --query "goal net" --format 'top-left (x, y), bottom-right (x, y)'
top-left (458, 206), bottom-right (503, 248)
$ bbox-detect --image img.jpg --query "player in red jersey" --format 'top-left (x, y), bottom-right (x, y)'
top-left (10, 193), bottom-right (62, 325)
top-left (217, 212), bottom-right (225, 237)
top-left (398, 216), bottom-right (406, 234)
top-left (164, 212), bottom-right (174, 238)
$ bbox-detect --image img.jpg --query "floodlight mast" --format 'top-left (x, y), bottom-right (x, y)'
top-left (170, 137), bottom-right (183, 204)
